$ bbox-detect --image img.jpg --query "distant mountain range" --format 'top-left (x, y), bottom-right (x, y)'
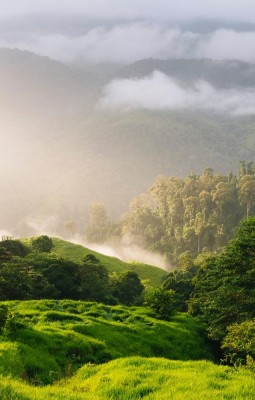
top-left (1, 48), bottom-right (255, 236)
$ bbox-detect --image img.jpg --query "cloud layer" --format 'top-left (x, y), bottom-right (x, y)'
top-left (2, 24), bottom-right (255, 65)
top-left (99, 71), bottom-right (255, 115)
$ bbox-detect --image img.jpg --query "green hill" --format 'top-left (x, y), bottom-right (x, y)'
top-left (0, 301), bottom-right (253, 399)
top-left (1, 358), bottom-right (254, 400)
top-left (0, 300), bottom-right (212, 383)
top-left (50, 237), bottom-right (167, 286)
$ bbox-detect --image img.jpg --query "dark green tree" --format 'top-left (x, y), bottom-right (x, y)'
top-left (0, 239), bottom-right (29, 257)
top-left (79, 255), bottom-right (109, 302)
top-left (189, 218), bottom-right (255, 341)
top-left (31, 236), bottom-right (54, 253)
top-left (144, 287), bottom-right (175, 320)
top-left (110, 271), bottom-right (144, 306)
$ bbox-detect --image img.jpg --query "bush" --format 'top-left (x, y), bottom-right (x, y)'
top-left (0, 305), bottom-right (9, 331)
top-left (31, 236), bottom-right (54, 253)
top-left (144, 288), bottom-right (176, 321)
top-left (222, 319), bottom-right (255, 364)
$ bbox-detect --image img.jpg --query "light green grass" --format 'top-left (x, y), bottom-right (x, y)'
top-left (0, 300), bottom-right (213, 385)
top-left (0, 357), bottom-right (255, 399)
top-left (51, 238), bottom-right (167, 286)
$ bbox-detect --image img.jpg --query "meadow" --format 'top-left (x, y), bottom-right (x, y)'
top-left (0, 300), bottom-right (254, 399)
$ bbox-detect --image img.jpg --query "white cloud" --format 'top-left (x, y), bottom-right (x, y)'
top-left (197, 29), bottom-right (255, 63)
top-left (2, 25), bottom-right (255, 65)
top-left (99, 71), bottom-right (255, 115)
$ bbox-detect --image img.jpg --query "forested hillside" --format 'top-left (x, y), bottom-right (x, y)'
top-left (1, 49), bottom-right (255, 237)
top-left (88, 161), bottom-right (255, 264)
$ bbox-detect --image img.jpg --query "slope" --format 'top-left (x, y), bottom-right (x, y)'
top-left (51, 238), bottom-right (167, 285)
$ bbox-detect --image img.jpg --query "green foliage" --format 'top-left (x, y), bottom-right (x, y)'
top-left (79, 255), bottom-right (109, 302)
top-left (0, 244), bottom-right (149, 304)
top-left (189, 218), bottom-right (255, 359)
top-left (0, 261), bottom-right (55, 300)
top-left (119, 162), bottom-right (255, 264)
top-left (0, 239), bottom-right (29, 257)
top-left (222, 319), bottom-right (255, 365)
top-left (110, 270), bottom-right (144, 305)
top-left (31, 236), bottom-right (54, 253)
top-left (144, 287), bottom-right (176, 320)
top-left (163, 253), bottom-right (198, 311)
top-left (0, 304), bottom-right (9, 331)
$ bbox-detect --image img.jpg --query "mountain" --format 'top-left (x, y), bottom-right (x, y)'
top-left (1, 48), bottom-right (255, 236)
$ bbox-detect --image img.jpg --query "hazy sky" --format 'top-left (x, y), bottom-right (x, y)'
top-left (0, 0), bottom-right (255, 22)
top-left (0, 1), bottom-right (255, 65)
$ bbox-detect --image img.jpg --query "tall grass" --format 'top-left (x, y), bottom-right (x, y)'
top-left (0, 357), bottom-right (255, 399)
top-left (0, 300), bottom-right (213, 385)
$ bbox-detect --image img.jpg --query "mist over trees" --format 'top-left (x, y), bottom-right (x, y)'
top-left (87, 161), bottom-right (255, 265)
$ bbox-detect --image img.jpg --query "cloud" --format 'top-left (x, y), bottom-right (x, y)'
top-left (197, 29), bottom-right (255, 62)
top-left (86, 234), bottom-right (170, 270)
top-left (99, 71), bottom-right (255, 115)
top-left (2, 24), bottom-right (255, 65)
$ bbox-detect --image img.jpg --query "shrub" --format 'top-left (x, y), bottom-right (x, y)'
top-left (31, 236), bottom-right (54, 253)
top-left (144, 288), bottom-right (176, 321)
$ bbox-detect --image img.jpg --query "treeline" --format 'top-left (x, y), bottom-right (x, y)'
top-left (163, 218), bottom-right (255, 365)
top-left (86, 160), bottom-right (255, 264)
top-left (0, 236), bottom-right (144, 306)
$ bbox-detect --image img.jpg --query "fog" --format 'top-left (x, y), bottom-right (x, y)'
top-left (99, 71), bottom-right (255, 115)
top-left (2, 26), bottom-right (255, 65)
top-left (86, 235), bottom-right (170, 270)
top-left (1, 3), bottom-right (255, 267)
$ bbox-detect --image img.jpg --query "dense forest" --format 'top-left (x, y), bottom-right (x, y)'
top-left (86, 160), bottom-right (255, 264)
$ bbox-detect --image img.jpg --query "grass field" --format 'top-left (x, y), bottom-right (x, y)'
top-left (0, 300), bottom-right (213, 385)
top-left (1, 357), bottom-right (255, 400)
top-left (0, 300), bottom-right (253, 399)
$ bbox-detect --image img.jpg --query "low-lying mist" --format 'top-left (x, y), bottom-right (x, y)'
top-left (99, 71), bottom-right (255, 115)
top-left (85, 235), bottom-right (170, 270)
top-left (2, 24), bottom-right (255, 65)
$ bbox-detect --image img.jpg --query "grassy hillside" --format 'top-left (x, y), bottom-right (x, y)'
top-left (51, 237), bottom-right (167, 285)
top-left (0, 300), bottom-right (253, 399)
top-left (1, 357), bottom-right (255, 399)
top-left (0, 300), bottom-right (213, 385)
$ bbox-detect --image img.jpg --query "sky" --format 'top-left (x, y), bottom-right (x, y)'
top-left (0, 1), bottom-right (255, 66)
top-left (0, 0), bottom-right (255, 23)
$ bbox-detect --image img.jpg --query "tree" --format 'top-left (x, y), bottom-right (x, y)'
top-left (144, 287), bottom-right (175, 320)
top-left (79, 255), bottom-right (109, 302)
top-left (238, 175), bottom-right (255, 219)
top-left (110, 271), bottom-right (144, 305)
top-left (85, 203), bottom-right (110, 243)
top-left (222, 320), bottom-right (255, 364)
top-left (189, 218), bottom-right (255, 341)
top-left (0, 261), bottom-right (55, 300)
top-left (31, 236), bottom-right (54, 253)
top-left (0, 239), bottom-right (29, 257)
